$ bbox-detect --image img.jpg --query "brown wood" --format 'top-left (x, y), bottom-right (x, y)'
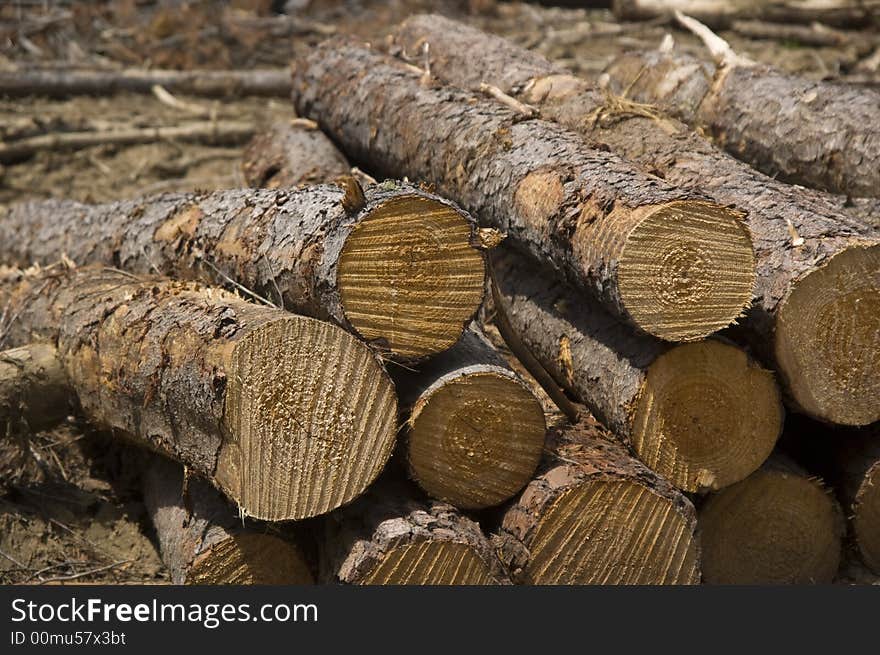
top-left (0, 343), bottom-right (73, 434)
top-left (292, 37), bottom-right (757, 344)
top-left (392, 14), bottom-right (880, 426)
top-left (494, 420), bottom-right (701, 584)
top-left (0, 265), bottom-right (398, 521)
top-left (0, 183), bottom-right (486, 363)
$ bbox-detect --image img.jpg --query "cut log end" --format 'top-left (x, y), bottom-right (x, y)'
top-left (0, 343), bottom-right (71, 433)
top-left (775, 243), bottom-right (880, 426)
top-left (186, 532), bottom-right (314, 585)
top-left (216, 316), bottom-right (398, 521)
top-left (699, 467), bottom-right (844, 584)
top-left (361, 541), bottom-right (499, 585)
top-left (618, 200), bottom-right (755, 342)
top-left (338, 195), bottom-right (486, 360)
top-left (406, 368), bottom-right (546, 510)
top-left (521, 480), bottom-right (700, 585)
top-left (853, 461), bottom-right (880, 573)
top-left (632, 340), bottom-right (783, 492)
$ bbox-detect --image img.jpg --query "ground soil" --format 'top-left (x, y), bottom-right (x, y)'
top-left (0, 0), bottom-right (877, 584)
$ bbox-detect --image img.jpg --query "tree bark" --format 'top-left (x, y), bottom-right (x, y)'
top-left (612, 0), bottom-right (880, 28)
top-left (698, 454), bottom-right (844, 584)
top-left (493, 420), bottom-right (701, 584)
top-left (0, 67), bottom-right (292, 98)
top-left (392, 15), bottom-right (880, 426)
top-left (320, 480), bottom-right (508, 585)
top-left (241, 120), bottom-right (351, 189)
top-left (143, 456), bottom-right (314, 584)
top-left (292, 38), bottom-right (756, 344)
top-left (0, 343), bottom-right (73, 434)
top-left (0, 183), bottom-right (486, 363)
top-left (0, 265), bottom-right (398, 521)
top-left (604, 47), bottom-right (880, 198)
top-left (491, 248), bottom-right (782, 493)
top-left (392, 324), bottom-right (546, 510)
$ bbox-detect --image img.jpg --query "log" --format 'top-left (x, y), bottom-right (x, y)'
top-left (698, 455), bottom-right (844, 584)
top-left (0, 183), bottom-right (486, 363)
top-left (492, 248), bottom-right (782, 493)
top-left (292, 38), bottom-right (757, 343)
top-left (608, 23), bottom-right (880, 198)
top-left (392, 15), bottom-right (880, 425)
top-left (494, 420), bottom-right (700, 584)
top-left (393, 324), bottom-right (546, 510)
top-left (321, 480), bottom-right (508, 585)
top-left (0, 343), bottom-right (73, 434)
top-left (0, 265), bottom-right (398, 521)
top-left (241, 120), bottom-right (351, 189)
top-left (143, 456), bottom-right (314, 585)
top-left (0, 67), bottom-right (292, 98)
top-left (612, 0), bottom-right (880, 27)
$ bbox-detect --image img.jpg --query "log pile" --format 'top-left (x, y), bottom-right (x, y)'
top-left (1, 7), bottom-right (878, 586)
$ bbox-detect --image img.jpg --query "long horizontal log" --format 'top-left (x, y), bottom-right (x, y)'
top-left (321, 480), bottom-right (508, 585)
top-left (292, 38), bottom-right (756, 343)
top-left (0, 183), bottom-right (486, 362)
top-left (392, 14), bottom-right (880, 426)
top-left (494, 421), bottom-right (701, 584)
top-left (610, 18), bottom-right (880, 198)
top-left (491, 248), bottom-right (782, 493)
top-left (0, 67), bottom-right (292, 98)
top-left (698, 455), bottom-right (844, 584)
top-left (613, 0), bottom-right (880, 27)
top-left (0, 265), bottom-right (398, 521)
top-left (241, 120), bottom-right (351, 189)
top-left (393, 324), bottom-right (546, 510)
top-left (143, 457), bottom-right (314, 585)
top-left (0, 343), bottom-right (73, 434)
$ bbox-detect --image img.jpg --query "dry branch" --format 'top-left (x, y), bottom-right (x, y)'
top-left (292, 37), bottom-right (756, 344)
top-left (0, 265), bottom-right (398, 521)
top-left (393, 14), bottom-right (880, 426)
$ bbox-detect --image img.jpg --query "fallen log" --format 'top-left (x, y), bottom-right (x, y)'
top-left (0, 265), bottom-right (398, 521)
top-left (394, 324), bottom-right (546, 510)
top-left (494, 420), bottom-right (700, 584)
top-left (321, 481), bottom-right (508, 584)
top-left (491, 248), bottom-right (782, 493)
top-left (241, 120), bottom-right (351, 188)
top-left (615, 14), bottom-right (880, 198)
top-left (612, 0), bottom-right (880, 28)
top-left (0, 121), bottom-right (257, 165)
top-left (0, 343), bottom-right (73, 434)
top-left (0, 67), bottom-right (292, 98)
top-left (698, 455), bottom-right (844, 584)
top-left (392, 14), bottom-right (880, 425)
top-left (143, 457), bottom-right (314, 584)
top-left (0, 183), bottom-right (486, 363)
top-left (293, 38), bottom-right (756, 343)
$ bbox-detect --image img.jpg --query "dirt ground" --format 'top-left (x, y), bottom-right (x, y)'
top-left (0, 0), bottom-right (877, 584)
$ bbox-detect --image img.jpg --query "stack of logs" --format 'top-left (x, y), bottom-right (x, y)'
top-left (1, 9), bottom-right (878, 585)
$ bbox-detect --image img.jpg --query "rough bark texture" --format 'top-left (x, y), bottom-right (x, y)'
top-left (0, 265), bottom-right (399, 521)
top-left (613, 0), bottom-right (880, 27)
top-left (493, 420), bottom-right (701, 585)
top-left (0, 343), bottom-right (73, 434)
top-left (491, 247), bottom-right (781, 493)
top-left (0, 67), bottom-right (292, 98)
top-left (392, 324), bottom-right (546, 510)
top-left (603, 48), bottom-right (880, 198)
top-left (321, 480), bottom-right (508, 585)
top-left (293, 37), bottom-right (757, 343)
top-left (392, 16), bottom-right (879, 425)
top-left (698, 454), bottom-right (845, 584)
top-left (241, 120), bottom-right (351, 189)
top-left (0, 182), bottom-right (485, 362)
top-left (143, 456), bottom-right (314, 584)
